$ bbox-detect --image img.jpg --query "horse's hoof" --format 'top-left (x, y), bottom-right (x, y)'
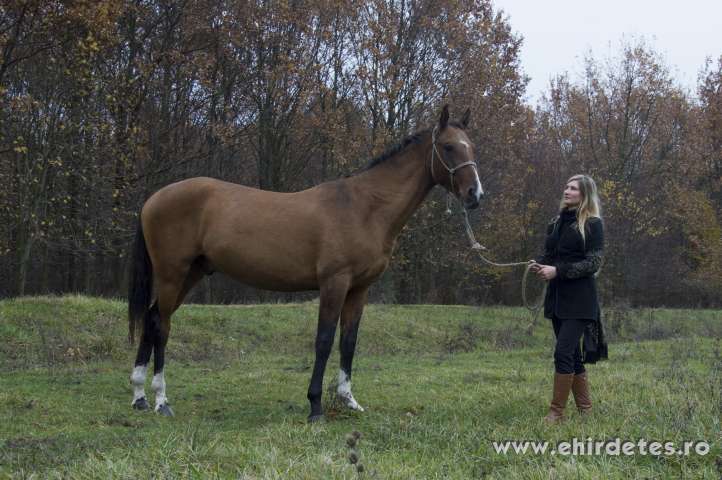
top-left (307, 414), bottom-right (325, 423)
top-left (132, 397), bottom-right (150, 411)
top-left (345, 402), bottom-right (365, 412)
top-left (155, 403), bottom-right (174, 417)
top-left (340, 394), bottom-right (365, 412)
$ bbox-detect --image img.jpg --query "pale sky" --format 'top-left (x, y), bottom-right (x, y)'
top-left (492, 0), bottom-right (722, 104)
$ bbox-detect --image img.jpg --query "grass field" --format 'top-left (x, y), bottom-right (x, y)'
top-left (0, 295), bottom-right (720, 479)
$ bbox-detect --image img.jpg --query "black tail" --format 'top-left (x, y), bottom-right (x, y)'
top-left (128, 219), bottom-right (153, 344)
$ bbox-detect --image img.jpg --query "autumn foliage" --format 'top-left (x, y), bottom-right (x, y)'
top-left (1, 1), bottom-right (720, 307)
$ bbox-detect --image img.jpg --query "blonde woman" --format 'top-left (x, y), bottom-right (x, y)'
top-left (530, 174), bottom-right (608, 423)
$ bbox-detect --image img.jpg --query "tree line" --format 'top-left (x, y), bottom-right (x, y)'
top-left (1, 0), bottom-right (720, 307)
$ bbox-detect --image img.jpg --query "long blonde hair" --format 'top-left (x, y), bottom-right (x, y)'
top-left (558, 174), bottom-right (602, 244)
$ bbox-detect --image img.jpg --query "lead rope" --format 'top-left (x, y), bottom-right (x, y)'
top-left (456, 203), bottom-right (547, 333)
top-left (431, 130), bottom-right (544, 332)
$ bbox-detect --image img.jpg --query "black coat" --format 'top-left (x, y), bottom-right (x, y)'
top-left (535, 208), bottom-right (604, 320)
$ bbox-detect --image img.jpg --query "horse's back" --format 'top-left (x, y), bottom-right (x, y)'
top-left (143, 177), bottom-right (326, 289)
top-left (141, 176), bottom-right (387, 291)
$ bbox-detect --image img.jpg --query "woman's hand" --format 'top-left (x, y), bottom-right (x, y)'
top-left (533, 263), bottom-right (557, 281)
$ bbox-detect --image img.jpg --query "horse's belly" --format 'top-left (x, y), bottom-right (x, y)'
top-left (208, 246), bottom-right (319, 292)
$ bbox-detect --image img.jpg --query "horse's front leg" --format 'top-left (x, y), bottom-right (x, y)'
top-left (307, 276), bottom-right (350, 422)
top-left (338, 286), bottom-right (369, 412)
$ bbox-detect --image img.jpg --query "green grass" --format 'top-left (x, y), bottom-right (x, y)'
top-left (0, 295), bottom-right (720, 479)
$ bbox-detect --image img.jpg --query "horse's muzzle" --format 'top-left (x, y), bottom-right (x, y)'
top-left (463, 185), bottom-right (482, 210)
top-left (464, 197), bottom-right (480, 210)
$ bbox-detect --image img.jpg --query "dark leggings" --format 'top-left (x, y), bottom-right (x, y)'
top-left (552, 316), bottom-right (592, 374)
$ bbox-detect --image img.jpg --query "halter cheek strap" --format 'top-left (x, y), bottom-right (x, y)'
top-left (430, 126), bottom-right (478, 192)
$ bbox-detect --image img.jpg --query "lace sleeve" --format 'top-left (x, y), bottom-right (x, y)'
top-left (557, 218), bottom-right (604, 279)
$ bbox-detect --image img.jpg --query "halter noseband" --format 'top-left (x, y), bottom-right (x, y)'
top-left (430, 126), bottom-right (478, 192)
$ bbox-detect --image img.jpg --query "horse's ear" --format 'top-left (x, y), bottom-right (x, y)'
top-left (439, 104), bottom-right (449, 129)
top-left (461, 108), bottom-right (471, 129)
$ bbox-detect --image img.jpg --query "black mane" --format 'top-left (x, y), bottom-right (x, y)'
top-left (362, 129), bottom-right (429, 171)
top-left (344, 121), bottom-right (466, 177)
top-left (361, 121), bottom-right (467, 172)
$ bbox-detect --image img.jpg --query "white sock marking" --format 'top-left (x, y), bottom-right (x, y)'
top-left (152, 371), bottom-right (168, 410)
top-left (130, 365), bottom-right (147, 404)
top-left (337, 369), bottom-right (364, 412)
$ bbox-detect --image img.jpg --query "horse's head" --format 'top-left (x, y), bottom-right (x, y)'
top-left (430, 105), bottom-right (483, 210)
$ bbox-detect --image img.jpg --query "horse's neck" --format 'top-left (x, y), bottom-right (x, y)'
top-left (352, 141), bottom-right (434, 240)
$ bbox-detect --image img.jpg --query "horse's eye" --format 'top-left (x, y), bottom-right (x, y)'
top-left (443, 144), bottom-right (453, 152)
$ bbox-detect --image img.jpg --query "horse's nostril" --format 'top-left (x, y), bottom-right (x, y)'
top-left (468, 186), bottom-right (483, 201)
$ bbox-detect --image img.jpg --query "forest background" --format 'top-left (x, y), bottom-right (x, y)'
top-left (1, 0), bottom-right (720, 308)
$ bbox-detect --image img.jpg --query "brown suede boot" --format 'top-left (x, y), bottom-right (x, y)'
top-left (572, 371), bottom-right (592, 414)
top-left (544, 373), bottom-right (575, 424)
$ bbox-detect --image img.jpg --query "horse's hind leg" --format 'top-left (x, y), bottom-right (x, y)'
top-left (151, 264), bottom-right (205, 416)
top-left (131, 302), bottom-right (159, 410)
top-left (337, 286), bottom-right (369, 412)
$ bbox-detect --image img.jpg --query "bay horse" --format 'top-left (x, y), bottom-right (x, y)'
top-left (127, 105), bottom-right (483, 421)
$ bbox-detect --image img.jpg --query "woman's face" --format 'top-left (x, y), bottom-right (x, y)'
top-left (563, 180), bottom-right (583, 208)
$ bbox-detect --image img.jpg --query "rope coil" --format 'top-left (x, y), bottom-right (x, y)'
top-left (456, 201), bottom-right (547, 330)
